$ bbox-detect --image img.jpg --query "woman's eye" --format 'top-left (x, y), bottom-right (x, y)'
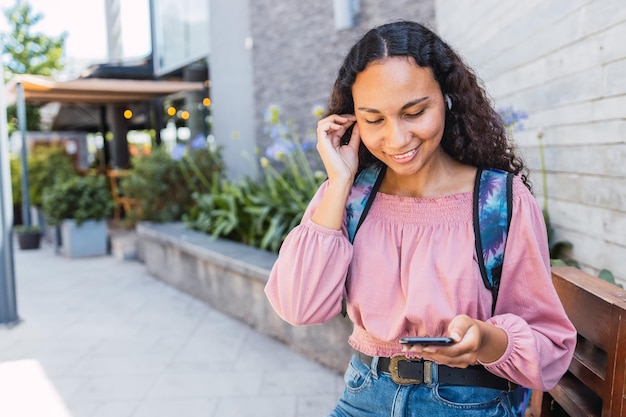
top-left (365, 119), bottom-right (383, 125)
top-left (405, 110), bottom-right (425, 118)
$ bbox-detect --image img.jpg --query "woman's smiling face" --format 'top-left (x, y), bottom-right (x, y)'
top-left (352, 56), bottom-right (447, 177)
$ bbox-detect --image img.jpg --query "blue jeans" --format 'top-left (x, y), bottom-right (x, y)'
top-left (327, 354), bottom-right (516, 417)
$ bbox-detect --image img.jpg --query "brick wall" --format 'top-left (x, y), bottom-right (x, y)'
top-left (435, 0), bottom-right (626, 284)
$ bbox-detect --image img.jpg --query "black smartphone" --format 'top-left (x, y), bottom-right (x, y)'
top-left (399, 337), bottom-right (455, 346)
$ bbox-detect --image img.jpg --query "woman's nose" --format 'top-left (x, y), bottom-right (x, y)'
top-left (384, 120), bottom-right (411, 149)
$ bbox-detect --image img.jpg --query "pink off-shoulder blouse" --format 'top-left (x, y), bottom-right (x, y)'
top-left (264, 175), bottom-right (576, 391)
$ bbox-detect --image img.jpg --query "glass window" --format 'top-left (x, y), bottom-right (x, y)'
top-left (153, 0), bottom-right (210, 76)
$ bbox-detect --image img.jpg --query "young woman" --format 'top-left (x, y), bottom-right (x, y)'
top-left (265, 20), bottom-right (576, 416)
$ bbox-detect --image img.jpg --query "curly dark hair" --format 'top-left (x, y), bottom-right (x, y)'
top-left (326, 20), bottom-right (530, 189)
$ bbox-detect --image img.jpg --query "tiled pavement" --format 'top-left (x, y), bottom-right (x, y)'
top-left (0, 241), bottom-right (343, 417)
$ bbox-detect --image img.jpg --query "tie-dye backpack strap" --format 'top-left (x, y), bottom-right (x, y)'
top-left (474, 168), bottom-right (529, 417)
top-left (472, 168), bottom-right (514, 315)
top-left (341, 163), bottom-right (385, 317)
top-left (346, 162), bottom-right (385, 243)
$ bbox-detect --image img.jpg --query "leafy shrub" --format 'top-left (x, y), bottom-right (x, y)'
top-left (9, 145), bottom-right (78, 207)
top-left (121, 140), bottom-right (223, 223)
top-left (184, 105), bottom-right (325, 252)
top-left (42, 173), bottom-right (113, 225)
top-left (27, 145), bottom-right (77, 207)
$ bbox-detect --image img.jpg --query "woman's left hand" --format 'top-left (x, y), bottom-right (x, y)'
top-left (402, 315), bottom-right (508, 368)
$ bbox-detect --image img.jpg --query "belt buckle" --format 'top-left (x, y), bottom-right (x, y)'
top-left (389, 356), bottom-right (427, 386)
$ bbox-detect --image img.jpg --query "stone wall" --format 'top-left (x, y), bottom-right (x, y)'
top-left (248, 0), bottom-right (435, 155)
top-left (435, 0), bottom-right (626, 284)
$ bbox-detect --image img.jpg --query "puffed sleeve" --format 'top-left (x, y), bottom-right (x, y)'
top-left (481, 178), bottom-right (577, 391)
top-left (264, 181), bottom-right (354, 326)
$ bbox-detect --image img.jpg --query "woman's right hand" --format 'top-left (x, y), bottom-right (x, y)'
top-left (316, 114), bottom-right (361, 182)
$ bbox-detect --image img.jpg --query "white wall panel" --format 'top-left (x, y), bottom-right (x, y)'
top-left (436, 0), bottom-right (626, 285)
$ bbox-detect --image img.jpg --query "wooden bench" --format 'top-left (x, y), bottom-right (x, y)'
top-left (532, 266), bottom-right (626, 417)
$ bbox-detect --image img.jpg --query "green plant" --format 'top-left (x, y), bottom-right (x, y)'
top-left (186, 177), bottom-right (260, 245)
top-left (42, 173), bottom-right (113, 226)
top-left (598, 269), bottom-right (623, 289)
top-left (121, 142), bottom-right (223, 223)
top-left (1, 2), bottom-right (67, 134)
top-left (120, 147), bottom-right (188, 222)
top-left (9, 155), bottom-right (22, 205)
top-left (27, 145), bottom-right (77, 207)
top-left (14, 224), bottom-right (41, 233)
top-left (174, 135), bottom-right (224, 195)
top-left (9, 145), bottom-right (77, 206)
top-left (184, 104), bottom-right (325, 252)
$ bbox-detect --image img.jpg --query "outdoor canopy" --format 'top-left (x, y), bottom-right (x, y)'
top-left (5, 74), bottom-right (205, 105)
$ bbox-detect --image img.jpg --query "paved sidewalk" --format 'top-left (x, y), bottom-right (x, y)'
top-left (0, 242), bottom-right (343, 417)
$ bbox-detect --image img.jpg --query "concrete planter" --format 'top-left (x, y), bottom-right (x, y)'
top-left (59, 219), bottom-right (108, 258)
top-left (136, 222), bottom-right (352, 373)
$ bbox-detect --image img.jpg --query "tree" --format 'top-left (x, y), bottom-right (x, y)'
top-left (1, 1), bottom-right (66, 133)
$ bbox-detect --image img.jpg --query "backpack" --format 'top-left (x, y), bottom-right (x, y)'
top-left (344, 162), bottom-right (530, 416)
top-left (345, 162), bottom-right (513, 314)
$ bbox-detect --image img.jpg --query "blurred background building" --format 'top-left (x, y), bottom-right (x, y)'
top-left (4, 0), bottom-right (625, 283)
top-left (149, 0), bottom-right (436, 180)
top-left (147, 0), bottom-right (624, 282)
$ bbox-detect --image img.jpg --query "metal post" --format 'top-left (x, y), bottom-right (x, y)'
top-left (16, 82), bottom-right (31, 227)
top-left (0, 63), bottom-right (19, 325)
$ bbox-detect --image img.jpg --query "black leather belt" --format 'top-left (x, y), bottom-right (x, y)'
top-left (358, 353), bottom-right (518, 391)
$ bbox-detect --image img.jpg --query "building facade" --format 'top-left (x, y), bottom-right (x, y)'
top-left (151, 0), bottom-right (435, 179)
top-left (149, 0), bottom-right (625, 284)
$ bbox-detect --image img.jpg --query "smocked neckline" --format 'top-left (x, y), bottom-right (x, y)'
top-left (376, 190), bottom-right (473, 203)
top-left (368, 190), bottom-right (473, 224)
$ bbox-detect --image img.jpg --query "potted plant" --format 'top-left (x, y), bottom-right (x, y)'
top-left (42, 173), bottom-right (114, 258)
top-left (10, 145), bottom-right (78, 239)
top-left (27, 145), bottom-right (77, 236)
top-left (14, 224), bottom-right (42, 250)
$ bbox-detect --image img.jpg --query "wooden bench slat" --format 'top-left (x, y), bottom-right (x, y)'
top-left (536, 267), bottom-right (626, 417)
top-left (552, 274), bottom-right (613, 351)
top-left (547, 372), bottom-right (602, 417)
top-left (568, 336), bottom-right (606, 397)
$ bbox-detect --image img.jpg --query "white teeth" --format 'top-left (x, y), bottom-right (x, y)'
top-left (392, 148), bottom-right (417, 159)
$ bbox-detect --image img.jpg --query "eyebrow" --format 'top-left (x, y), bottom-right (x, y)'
top-left (356, 97), bottom-right (429, 113)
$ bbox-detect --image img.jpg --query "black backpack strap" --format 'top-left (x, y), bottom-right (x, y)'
top-left (473, 168), bottom-right (514, 315)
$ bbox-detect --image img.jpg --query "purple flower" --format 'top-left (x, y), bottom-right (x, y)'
top-left (300, 141), bottom-right (314, 153)
top-left (191, 134), bottom-right (207, 150)
top-left (497, 106), bottom-right (528, 132)
top-left (171, 143), bottom-right (187, 161)
top-left (265, 140), bottom-right (296, 161)
top-left (268, 123), bottom-right (288, 141)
